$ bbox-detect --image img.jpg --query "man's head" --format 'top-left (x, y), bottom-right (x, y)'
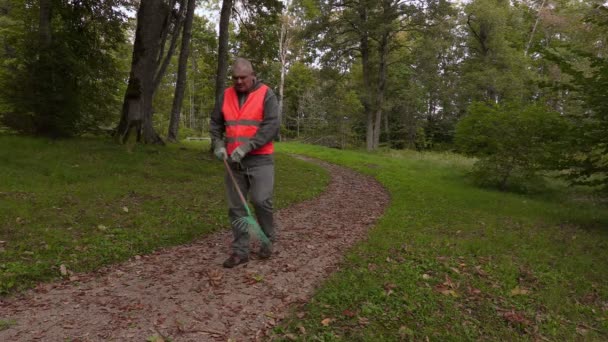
top-left (231, 58), bottom-right (256, 93)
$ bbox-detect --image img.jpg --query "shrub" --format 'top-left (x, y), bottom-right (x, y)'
top-left (455, 102), bottom-right (568, 192)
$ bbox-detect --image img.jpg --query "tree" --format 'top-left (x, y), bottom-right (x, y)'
top-left (543, 4), bottom-right (608, 191)
top-left (455, 102), bottom-right (568, 192)
top-left (115, 0), bottom-right (186, 145)
top-left (303, 0), bottom-right (450, 150)
top-left (213, 0), bottom-right (233, 109)
top-left (0, 0), bottom-right (129, 137)
top-left (167, 0), bottom-right (197, 142)
top-left (461, 0), bottom-right (534, 104)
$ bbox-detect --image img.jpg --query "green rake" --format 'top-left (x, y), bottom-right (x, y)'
top-left (223, 158), bottom-right (271, 246)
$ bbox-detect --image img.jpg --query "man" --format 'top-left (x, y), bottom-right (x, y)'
top-left (210, 57), bottom-right (280, 268)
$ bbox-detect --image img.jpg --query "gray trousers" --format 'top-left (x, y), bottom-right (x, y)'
top-left (225, 162), bottom-right (275, 257)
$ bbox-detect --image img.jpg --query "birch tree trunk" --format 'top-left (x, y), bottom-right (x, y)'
top-left (278, 15), bottom-right (288, 141)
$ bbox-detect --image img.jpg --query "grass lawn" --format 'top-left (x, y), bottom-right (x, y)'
top-left (274, 143), bottom-right (608, 341)
top-left (0, 136), bottom-right (329, 294)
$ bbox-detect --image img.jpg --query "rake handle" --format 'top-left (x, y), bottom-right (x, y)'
top-left (223, 158), bottom-right (252, 216)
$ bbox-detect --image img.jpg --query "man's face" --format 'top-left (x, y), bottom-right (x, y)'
top-left (232, 67), bottom-right (255, 93)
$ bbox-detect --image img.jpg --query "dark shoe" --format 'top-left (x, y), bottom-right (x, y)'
top-left (223, 254), bottom-right (248, 268)
top-left (258, 243), bottom-right (273, 259)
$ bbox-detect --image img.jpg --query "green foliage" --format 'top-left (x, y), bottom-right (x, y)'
top-left (0, 0), bottom-right (129, 137)
top-left (541, 4), bottom-right (608, 191)
top-left (455, 102), bottom-right (568, 192)
top-left (275, 142), bottom-right (608, 341)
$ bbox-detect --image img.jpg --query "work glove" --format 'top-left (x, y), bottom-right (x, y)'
top-left (230, 144), bottom-right (252, 163)
top-left (214, 146), bottom-right (227, 160)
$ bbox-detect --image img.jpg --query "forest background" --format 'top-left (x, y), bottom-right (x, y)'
top-left (0, 0), bottom-right (607, 192)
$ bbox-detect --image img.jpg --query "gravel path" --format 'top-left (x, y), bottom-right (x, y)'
top-left (0, 157), bottom-right (389, 341)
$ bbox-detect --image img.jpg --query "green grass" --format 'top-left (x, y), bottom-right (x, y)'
top-left (273, 143), bottom-right (608, 341)
top-left (0, 136), bottom-right (329, 294)
top-left (0, 318), bottom-right (16, 331)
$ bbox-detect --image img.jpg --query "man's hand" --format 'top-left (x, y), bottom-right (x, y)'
top-left (214, 146), bottom-right (227, 160)
top-left (230, 144), bottom-right (252, 163)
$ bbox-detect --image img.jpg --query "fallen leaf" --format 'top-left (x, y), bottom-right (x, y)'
top-left (502, 310), bottom-right (531, 326)
top-left (207, 269), bottom-right (223, 287)
top-left (59, 264), bottom-right (68, 276)
top-left (298, 324), bottom-right (306, 334)
top-left (122, 206), bottom-right (129, 213)
top-left (475, 266), bottom-right (488, 277)
top-left (510, 286), bottom-right (530, 296)
top-left (342, 309), bottom-right (356, 318)
top-left (450, 267), bottom-right (460, 274)
top-left (422, 273), bottom-right (431, 280)
top-left (443, 275), bottom-right (456, 289)
top-left (321, 318), bottom-right (332, 326)
top-left (468, 287), bottom-right (482, 296)
top-left (576, 326), bottom-right (589, 336)
top-left (434, 284), bottom-right (458, 297)
top-left (399, 325), bottom-right (414, 337)
top-left (358, 317), bottom-right (370, 326)
top-left (384, 282), bottom-right (397, 296)
top-left (97, 224), bottom-right (107, 231)
top-left (284, 333), bottom-right (297, 341)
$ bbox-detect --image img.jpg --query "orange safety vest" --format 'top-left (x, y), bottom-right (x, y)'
top-left (223, 84), bottom-right (274, 155)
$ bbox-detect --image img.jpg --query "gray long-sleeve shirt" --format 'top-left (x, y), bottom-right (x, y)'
top-left (210, 81), bottom-right (280, 167)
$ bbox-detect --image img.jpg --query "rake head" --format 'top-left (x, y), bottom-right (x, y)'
top-left (232, 215), bottom-right (271, 245)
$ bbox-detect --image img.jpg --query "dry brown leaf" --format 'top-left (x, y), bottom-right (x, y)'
top-left (284, 333), bottom-right (298, 341)
top-left (475, 266), bottom-right (488, 277)
top-left (510, 286), bottom-right (530, 296)
top-left (468, 287), bottom-right (482, 296)
top-left (342, 309), bottom-right (356, 317)
top-left (321, 318), bottom-right (332, 326)
top-left (502, 310), bottom-right (531, 326)
top-left (207, 269), bottom-right (223, 287)
top-left (358, 317), bottom-right (370, 326)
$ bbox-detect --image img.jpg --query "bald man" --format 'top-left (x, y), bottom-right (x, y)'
top-left (210, 57), bottom-right (280, 268)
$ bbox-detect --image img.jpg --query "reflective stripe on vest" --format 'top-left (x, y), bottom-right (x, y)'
top-left (223, 85), bottom-right (274, 155)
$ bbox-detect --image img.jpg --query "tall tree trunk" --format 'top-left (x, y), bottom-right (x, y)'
top-left (358, 5), bottom-right (374, 151)
top-left (38, 0), bottom-right (52, 49)
top-left (524, 0), bottom-right (547, 56)
top-left (35, 0), bottom-right (54, 135)
top-left (167, 0), bottom-right (196, 142)
top-left (372, 32), bottom-right (389, 150)
top-left (277, 13), bottom-right (289, 142)
top-left (115, 0), bottom-right (176, 145)
top-left (214, 0), bottom-right (233, 107)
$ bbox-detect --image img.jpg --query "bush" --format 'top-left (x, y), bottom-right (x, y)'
top-left (455, 102), bottom-right (568, 192)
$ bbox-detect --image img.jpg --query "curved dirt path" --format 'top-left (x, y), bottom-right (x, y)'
top-left (0, 157), bottom-right (389, 341)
